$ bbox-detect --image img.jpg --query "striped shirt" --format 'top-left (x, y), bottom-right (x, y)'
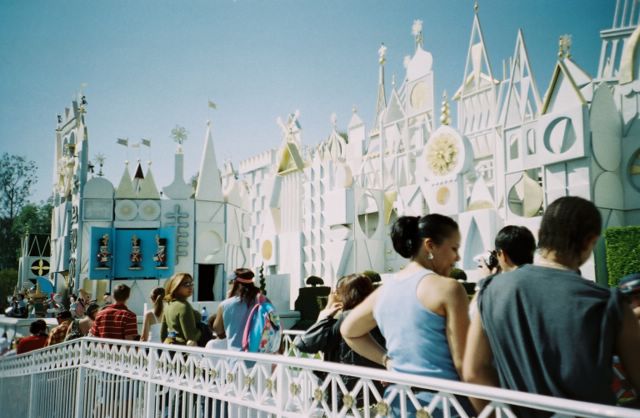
top-left (46, 320), bottom-right (72, 347)
top-left (90, 303), bottom-right (138, 340)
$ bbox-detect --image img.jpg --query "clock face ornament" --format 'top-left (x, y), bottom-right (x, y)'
top-left (426, 132), bottom-right (459, 176)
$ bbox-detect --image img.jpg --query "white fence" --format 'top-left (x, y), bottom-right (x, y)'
top-left (0, 333), bottom-right (638, 418)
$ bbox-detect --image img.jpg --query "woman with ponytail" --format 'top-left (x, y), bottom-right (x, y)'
top-left (141, 287), bottom-right (165, 342)
top-left (341, 214), bottom-right (472, 416)
top-left (212, 268), bottom-right (261, 351)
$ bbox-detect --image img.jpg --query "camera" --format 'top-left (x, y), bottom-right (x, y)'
top-left (473, 250), bottom-right (499, 270)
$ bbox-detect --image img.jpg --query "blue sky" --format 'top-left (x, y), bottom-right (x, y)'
top-left (0, 0), bottom-right (611, 203)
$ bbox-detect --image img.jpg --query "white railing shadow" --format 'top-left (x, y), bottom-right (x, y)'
top-left (0, 334), bottom-right (638, 418)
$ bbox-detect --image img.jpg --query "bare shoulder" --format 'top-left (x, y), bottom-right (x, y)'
top-left (420, 273), bottom-right (464, 291)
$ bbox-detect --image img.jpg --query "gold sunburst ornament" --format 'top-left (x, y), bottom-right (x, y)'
top-left (426, 133), bottom-right (458, 176)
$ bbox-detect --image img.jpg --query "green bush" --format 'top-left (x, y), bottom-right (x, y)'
top-left (604, 226), bottom-right (640, 287)
top-left (0, 269), bottom-right (18, 311)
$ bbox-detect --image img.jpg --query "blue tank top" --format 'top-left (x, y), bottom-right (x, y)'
top-left (373, 268), bottom-right (460, 381)
top-left (220, 296), bottom-right (252, 351)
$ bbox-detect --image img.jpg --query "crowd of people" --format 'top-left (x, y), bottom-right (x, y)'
top-left (1, 196), bottom-right (638, 416)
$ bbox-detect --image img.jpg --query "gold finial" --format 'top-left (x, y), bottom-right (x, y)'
top-left (412, 20), bottom-right (423, 48)
top-left (440, 91), bottom-right (451, 126)
top-left (378, 43), bottom-right (387, 65)
top-left (558, 34), bottom-right (572, 59)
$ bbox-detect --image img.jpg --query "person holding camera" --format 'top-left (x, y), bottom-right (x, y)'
top-left (469, 225), bottom-right (536, 319)
top-left (477, 225), bottom-right (536, 276)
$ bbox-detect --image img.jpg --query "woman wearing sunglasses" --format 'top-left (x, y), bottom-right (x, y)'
top-left (161, 272), bottom-right (201, 346)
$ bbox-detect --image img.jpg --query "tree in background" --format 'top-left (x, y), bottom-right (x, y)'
top-left (12, 200), bottom-right (53, 238)
top-left (0, 269), bottom-right (18, 312)
top-left (0, 153), bottom-right (38, 269)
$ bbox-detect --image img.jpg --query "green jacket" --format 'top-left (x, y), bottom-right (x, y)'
top-left (160, 299), bottom-right (201, 344)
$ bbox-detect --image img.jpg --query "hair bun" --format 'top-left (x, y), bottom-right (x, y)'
top-left (391, 216), bottom-right (420, 258)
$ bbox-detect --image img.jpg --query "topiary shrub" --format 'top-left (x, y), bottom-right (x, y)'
top-left (604, 226), bottom-right (640, 287)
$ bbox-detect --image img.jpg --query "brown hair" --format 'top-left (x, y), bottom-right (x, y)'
top-left (207, 313), bottom-right (217, 331)
top-left (228, 268), bottom-right (260, 306)
top-left (538, 196), bottom-right (601, 263)
top-left (113, 284), bottom-right (131, 302)
top-left (335, 274), bottom-right (374, 311)
top-left (150, 287), bottom-right (165, 317)
top-left (164, 273), bottom-right (193, 302)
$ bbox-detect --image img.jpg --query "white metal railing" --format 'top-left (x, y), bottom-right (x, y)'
top-left (0, 334), bottom-right (638, 418)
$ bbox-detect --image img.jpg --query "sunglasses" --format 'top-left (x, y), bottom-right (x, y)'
top-left (180, 281), bottom-right (194, 288)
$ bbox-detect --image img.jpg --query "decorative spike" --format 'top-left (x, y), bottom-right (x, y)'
top-left (440, 91), bottom-right (451, 126)
top-left (558, 34), bottom-right (572, 59)
top-left (378, 43), bottom-right (387, 65)
top-left (412, 20), bottom-right (424, 48)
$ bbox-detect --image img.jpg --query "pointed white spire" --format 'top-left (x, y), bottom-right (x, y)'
top-left (500, 29), bottom-right (542, 126)
top-left (348, 105), bottom-right (364, 129)
top-left (373, 43), bottom-right (387, 129)
top-left (195, 120), bottom-right (224, 202)
top-left (115, 161), bottom-right (136, 199)
top-left (138, 161), bottom-right (161, 199)
top-left (455, 9), bottom-right (495, 99)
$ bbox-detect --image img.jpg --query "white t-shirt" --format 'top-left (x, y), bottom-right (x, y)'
top-left (205, 338), bottom-right (227, 350)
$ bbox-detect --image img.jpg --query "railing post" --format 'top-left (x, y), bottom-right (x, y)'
top-left (27, 352), bottom-right (36, 418)
top-left (74, 340), bottom-right (87, 418)
top-left (276, 361), bottom-right (286, 418)
top-left (144, 346), bottom-right (157, 418)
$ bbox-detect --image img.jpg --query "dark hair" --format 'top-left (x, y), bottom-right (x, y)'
top-left (335, 274), bottom-right (374, 310)
top-left (150, 287), bottom-right (165, 317)
top-left (538, 197), bottom-right (601, 261)
top-left (391, 214), bottom-right (459, 258)
top-left (30, 319), bottom-right (47, 335)
top-left (113, 284), bottom-right (131, 302)
top-left (229, 268), bottom-right (260, 307)
top-left (361, 270), bottom-right (381, 283)
top-left (56, 310), bottom-right (72, 320)
top-left (86, 303), bottom-right (100, 319)
top-left (495, 225), bottom-right (536, 266)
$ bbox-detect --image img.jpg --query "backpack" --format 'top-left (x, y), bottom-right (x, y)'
top-left (242, 294), bottom-right (282, 353)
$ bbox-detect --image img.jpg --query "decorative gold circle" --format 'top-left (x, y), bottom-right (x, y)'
top-left (313, 388), bottom-right (324, 402)
top-left (261, 240), bottom-right (273, 260)
top-left (290, 383), bottom-right (301, 396)
top-left (375, 401), bottom-right (390, 416)
top-left (425, 132), bottom-right (459, 176)
top-left (436, 186), bottom-right (450, 205)
top-left (342, 394), bottom-right (354, 409)
top-left (416, 409), bottom-right (432, 418)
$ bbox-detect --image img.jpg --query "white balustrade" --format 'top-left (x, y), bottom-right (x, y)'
top-left (0, 333), bottom-right (638, 418)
